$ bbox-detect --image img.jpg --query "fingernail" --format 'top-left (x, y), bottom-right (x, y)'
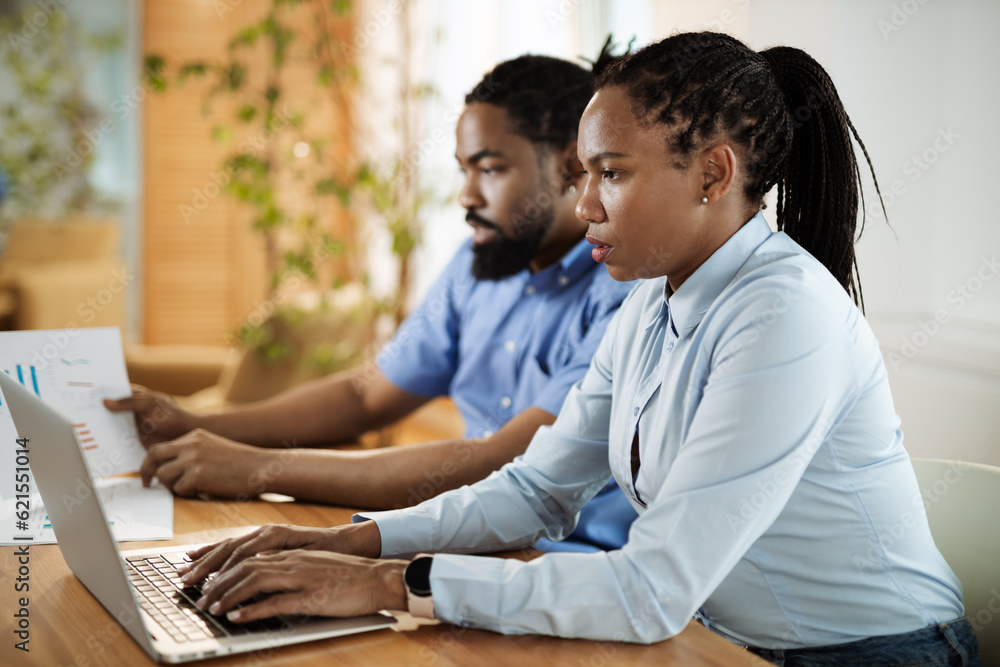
top-left (196, 596), bottom-right (207, 609)
top-left (227, 610), bottom-right (241, 621)
top-left (209, 602), bottom-right (221, 615)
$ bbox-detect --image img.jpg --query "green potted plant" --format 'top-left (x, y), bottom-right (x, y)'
top-left (145, 0), bottom-right (433, 398)
top-left (0, 2), bottom-right (121, 229)
top-left (0, 2), bottom-right (124, 331)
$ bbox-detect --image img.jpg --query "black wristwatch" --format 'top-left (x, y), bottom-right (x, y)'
top-left (403, 555), bottom-right (435, 618)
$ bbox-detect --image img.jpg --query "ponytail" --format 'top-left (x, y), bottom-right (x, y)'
top-left (760, 47), bottom-right (885, 309)
top-left (594, 32), bottom-right (886, 308)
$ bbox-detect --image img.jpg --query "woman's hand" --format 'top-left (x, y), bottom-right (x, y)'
top-left (178, 522), bottom-right (383, 586)
top-left (176, 523), bottom-right (396, 622)
top-left (193, 550), bottom-right (407, 622)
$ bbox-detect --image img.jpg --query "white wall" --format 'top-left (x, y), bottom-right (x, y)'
top-left (731, 0), bottom-right (1000, 465)
top-left (360, 0), bottom-right (1000, 465)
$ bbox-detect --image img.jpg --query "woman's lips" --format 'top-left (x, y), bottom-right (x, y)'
top-left (591, 246), bottom-right (614, 263)
top-left (586, 234), bottom-right (614, 263)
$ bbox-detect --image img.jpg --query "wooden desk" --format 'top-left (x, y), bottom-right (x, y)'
top-left (0, 497), bottom-right (768, 666)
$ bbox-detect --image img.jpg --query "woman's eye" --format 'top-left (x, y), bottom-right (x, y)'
top-left (601, 170), bottom-right (619, 181)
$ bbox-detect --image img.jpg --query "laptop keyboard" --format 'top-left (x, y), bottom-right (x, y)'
top-left (125, 553), bottom-right (291, 643)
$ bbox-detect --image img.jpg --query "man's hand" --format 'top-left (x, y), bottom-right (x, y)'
top-left (104, 385), bottom-right (199, 445)
top-left (192, 550), bottom-right (407, 622)
top-left (140, 429), bottom-right (268, 498)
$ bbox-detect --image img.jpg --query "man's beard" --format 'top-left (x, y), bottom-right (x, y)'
top-left (469, 209), bottom-right (553, 281)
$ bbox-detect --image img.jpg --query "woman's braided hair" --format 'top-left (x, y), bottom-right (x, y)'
top-left (595, 32), bottom-right (886, 308)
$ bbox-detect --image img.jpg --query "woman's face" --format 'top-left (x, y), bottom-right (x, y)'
top-left (576, 86), bottom-right (725, 287)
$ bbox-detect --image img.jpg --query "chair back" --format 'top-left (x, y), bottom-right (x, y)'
top-left (0, 217), bottom-right (119, 285)
top-left (912, 458), bottom-right (1000, 666)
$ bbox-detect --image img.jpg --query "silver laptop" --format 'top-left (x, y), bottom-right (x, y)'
top-left (0, 371), bottom-right (395, 663)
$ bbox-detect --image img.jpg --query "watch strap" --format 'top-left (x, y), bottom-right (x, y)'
top-left (404, 554), bottom-right (435, 619)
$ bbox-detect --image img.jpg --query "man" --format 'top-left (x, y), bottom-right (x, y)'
top-left (107, 49), bottom-right (636, 552)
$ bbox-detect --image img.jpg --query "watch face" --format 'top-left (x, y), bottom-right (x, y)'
top-left (405, 556), bottom-right (433, 597)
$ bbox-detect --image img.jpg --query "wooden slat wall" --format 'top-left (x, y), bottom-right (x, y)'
top-left (142, 0), bottom-right (355, 345)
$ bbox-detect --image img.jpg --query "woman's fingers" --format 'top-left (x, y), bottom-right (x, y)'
top-left (191, 550), bottom-right (404, 621)
top-left (179, 530), bottom-right (262, 583)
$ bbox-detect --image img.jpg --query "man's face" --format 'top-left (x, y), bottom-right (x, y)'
top-left (455, 103), bottom-right (557, 280)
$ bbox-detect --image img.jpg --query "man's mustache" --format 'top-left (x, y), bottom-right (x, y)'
top-left (465, 210), bottom-right (501, 230)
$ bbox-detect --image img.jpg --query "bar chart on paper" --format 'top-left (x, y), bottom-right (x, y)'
top-left (0, 328), bottom-right (146, 502)
top-left (0, 328), bottom-right (172, 546)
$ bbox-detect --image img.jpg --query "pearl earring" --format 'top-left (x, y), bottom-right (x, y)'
top-left (701, 196), bottom-right (709, 204)
top-left (568, 184), bottom-right (577, 194)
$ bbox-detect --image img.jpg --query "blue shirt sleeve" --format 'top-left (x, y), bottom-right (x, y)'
top-left (375, 242), bottom-right (473, 397)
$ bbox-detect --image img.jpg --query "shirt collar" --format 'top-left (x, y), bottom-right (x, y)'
top-left (525, 235), bottom-right (595, 290)
top-left (662, 212), bottom-right (773, 340)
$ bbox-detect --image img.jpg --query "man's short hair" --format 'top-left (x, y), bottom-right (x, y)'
top-left (465, 38), bottom-right (620, 150)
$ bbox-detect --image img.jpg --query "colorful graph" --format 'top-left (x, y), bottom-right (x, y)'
top-left (74, 423), bottom-right (99, 451)
top-left (0, 366), bottom-right (41, 403)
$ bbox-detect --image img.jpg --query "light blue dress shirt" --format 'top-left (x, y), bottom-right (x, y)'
top-left (358, 213), bottom-right (964, 647)
top-left (376, 236), bottom-right (638, 552)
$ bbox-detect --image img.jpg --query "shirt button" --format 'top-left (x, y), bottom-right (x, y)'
top-left (525, 285), bottom-right (536, 295)
top-left (633, 406), bottom-right (640, 416)
top-left (558, 275), bottom-right (569, 286)
top-left (666, 341), bottom-right (675, 352)
top-left (500, 396), bottom-right (512, 409)
top-left (504, 340), bottom-right (516, 353)
top-left (482, 430), bottom-right (494, 438)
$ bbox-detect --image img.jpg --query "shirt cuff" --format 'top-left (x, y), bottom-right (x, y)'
top-left (352, 507), bottom-right (436, 559)
top-left (428, 553), bottom-right (506, 633)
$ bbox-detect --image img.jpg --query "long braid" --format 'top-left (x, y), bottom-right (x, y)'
top-left (595, 33), bottom-right (886, 308)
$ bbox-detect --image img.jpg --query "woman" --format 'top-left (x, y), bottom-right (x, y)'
top-left (182, 32), bottom-right (979, 665)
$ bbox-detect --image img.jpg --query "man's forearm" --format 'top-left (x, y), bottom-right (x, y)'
top-left (256, 438), bottom-right (507, 508)
top-left (255, 407), bottom-right (556, 508)
top-left (198, 367), bottom-right (425, 448)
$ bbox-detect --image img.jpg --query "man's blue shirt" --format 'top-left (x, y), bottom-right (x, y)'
top-left (377, 237), bottom-right (632, 438)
